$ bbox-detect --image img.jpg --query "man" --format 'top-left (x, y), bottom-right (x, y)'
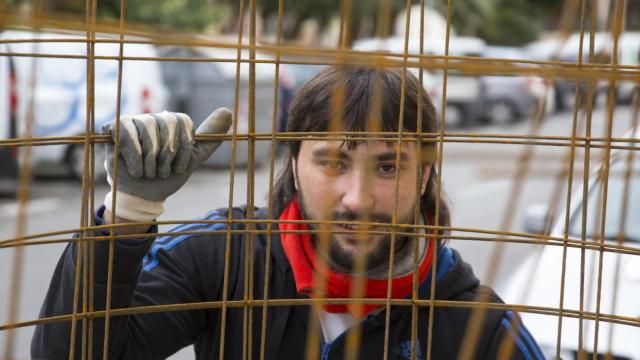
top-left (32, 66), bottom-right (543, 359)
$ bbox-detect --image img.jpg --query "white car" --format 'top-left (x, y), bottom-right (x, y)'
top-left (500, 128), bottom-right (640, 359)
top-left (351, 37), bottom-right (443, 120)
top-left (525, 32), bottom-right (640, 108)
top-left (0, 30), bottom-right (168, 179)
top-left (353, 36), bottom-right (553, 127)
top-left (617, 32), bottom-right (640, 104)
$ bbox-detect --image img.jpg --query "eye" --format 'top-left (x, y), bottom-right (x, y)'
top-left (321, 160), bottom-right (345, 174)
top-left (378, 164), bottom-right (397, 174)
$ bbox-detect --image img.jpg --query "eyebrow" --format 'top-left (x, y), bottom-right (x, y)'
top-left (312, 148), bottom-right (409, 162)
top-left (312, 148), bottom-right (350, 160)
top-left (376, 152), bottom-right (409, 162)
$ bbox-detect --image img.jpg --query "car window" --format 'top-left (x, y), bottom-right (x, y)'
top-left (568, 156), bottom-right (640, 244)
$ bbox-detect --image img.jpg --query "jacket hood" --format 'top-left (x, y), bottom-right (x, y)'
top-left (424, 247), bottom-right (481, 300)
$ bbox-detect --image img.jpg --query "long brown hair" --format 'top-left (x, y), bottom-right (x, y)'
top-left (272, 66), bottom-right (450, 233)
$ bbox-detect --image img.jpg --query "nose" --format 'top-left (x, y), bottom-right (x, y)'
top-left (340, 170), bottom-right (374, 214)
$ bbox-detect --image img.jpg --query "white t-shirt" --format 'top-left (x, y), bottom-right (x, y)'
top-left (316, 309), bottom-right (359, 343)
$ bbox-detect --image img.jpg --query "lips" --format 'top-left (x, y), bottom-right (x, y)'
top-left (335, 224), bottom-right (377, 232)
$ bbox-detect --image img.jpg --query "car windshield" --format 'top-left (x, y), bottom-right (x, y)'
top-left (568, 156), bottom-right (640, 244)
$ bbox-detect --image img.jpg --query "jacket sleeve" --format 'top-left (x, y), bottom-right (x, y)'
top-left (31, 205), bottom-right (225, 359)
top-left (483, 310), bottom-right (545, 360)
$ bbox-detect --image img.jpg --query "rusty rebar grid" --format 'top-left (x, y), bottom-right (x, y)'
top-left (1, 0), bottom-right (640, 359)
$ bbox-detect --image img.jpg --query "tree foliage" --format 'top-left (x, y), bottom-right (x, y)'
top-left (8, 0), bottom-right (567, 45)
top-left (122, 0), bottom-right (230, 31)
top-left (254, 0), bottom-right (407, 41)
top-left (21, 0), bottom-right (231, 32)
top-left (434, 0), bottom-right (563, 46)
top-left (477, 0), bottom-right (543, 45)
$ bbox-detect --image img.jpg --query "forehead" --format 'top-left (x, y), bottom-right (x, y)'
top-left (300, 140), bottom-right (417, 157)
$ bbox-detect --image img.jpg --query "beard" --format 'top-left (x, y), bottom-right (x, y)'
top-left (297, 190), bottom-right (415, 273)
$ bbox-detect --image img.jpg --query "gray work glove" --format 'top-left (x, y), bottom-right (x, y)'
top-left (103, 108), bottom-right (232, 221)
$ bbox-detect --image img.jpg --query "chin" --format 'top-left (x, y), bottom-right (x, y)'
top-left (334, 235), bottom-right (381, 255)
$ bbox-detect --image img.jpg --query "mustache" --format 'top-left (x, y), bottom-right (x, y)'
top-left (330, 211), bottom-right (392, 225)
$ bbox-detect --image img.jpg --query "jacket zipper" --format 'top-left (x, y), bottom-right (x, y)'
top-left (320, 341), bottom-right (331, 360)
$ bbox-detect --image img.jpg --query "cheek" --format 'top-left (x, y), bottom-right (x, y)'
top-left (298, 172), bottom-right (340, 214)
top-left (380, 174), bottom-right (420, 213)
top-left (373, 180), bottom-right (413, 212)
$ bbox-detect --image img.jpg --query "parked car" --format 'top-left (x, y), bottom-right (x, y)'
top-left (0, 54), bottom-right (18, 194)
top-left (0, 30), bottom-right (168, 180)
top-left (157, 44), bottom-right (288, 167)
top-left (499, 127), bottom-right (640, 359)
top-left (0, 147), bottom-right (17, 195)
top-left (353, 36), bottom-right (476, 127)
top-left (353, 37), bottom-right (549, 127)
top-left (616, 32), bottom-right (640, 104)
top-left (525, 32), bottom-right (639, 110)
top-left (480, 46), bottom-right (555, 125)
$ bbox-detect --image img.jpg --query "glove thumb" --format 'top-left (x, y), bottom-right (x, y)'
top-left (190, 107), bottom-right (233, 168)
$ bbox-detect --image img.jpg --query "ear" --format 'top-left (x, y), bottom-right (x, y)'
top-left (421, 164), bottom-right (432, 194)
top-left (292, 158), bottom-right (299, 191)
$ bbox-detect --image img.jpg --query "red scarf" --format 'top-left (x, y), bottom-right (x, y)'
top-left (279, 199), bottom-right (434, 318)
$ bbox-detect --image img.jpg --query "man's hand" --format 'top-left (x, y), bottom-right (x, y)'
top-left (102, 108), bottom-right (232, 223)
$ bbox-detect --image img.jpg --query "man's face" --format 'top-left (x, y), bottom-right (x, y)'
top-left (293, 140), bottom-right (431, 272)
